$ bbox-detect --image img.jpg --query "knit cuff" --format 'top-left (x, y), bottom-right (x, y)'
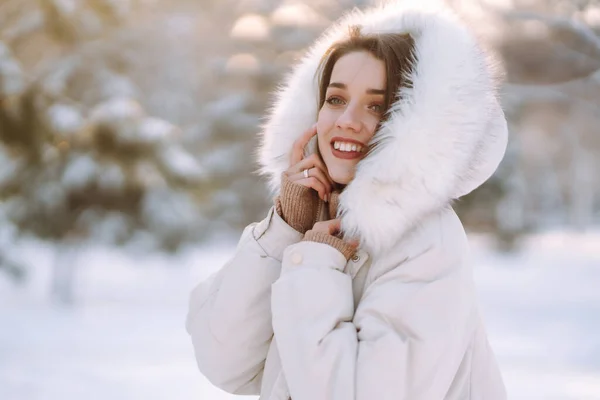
top-left (275, 174), bottom-right (319, 234)
top-left (303, 230), bottom-right (356, 261)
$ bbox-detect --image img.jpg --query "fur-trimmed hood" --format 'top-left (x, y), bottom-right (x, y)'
top-left (258, 0), bottom-right (508, 254)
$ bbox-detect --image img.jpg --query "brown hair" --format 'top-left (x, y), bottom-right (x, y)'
top-left (316, 25), bottom-right (416, 125)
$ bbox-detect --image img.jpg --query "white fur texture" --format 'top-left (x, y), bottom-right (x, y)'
top-left (257, 0), bottom-right (508, 254)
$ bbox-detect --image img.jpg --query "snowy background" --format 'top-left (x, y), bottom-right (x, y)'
top-left (1, 233), bottom-right (599, 400)
top-left (1, 0), bottom-right (599, 399)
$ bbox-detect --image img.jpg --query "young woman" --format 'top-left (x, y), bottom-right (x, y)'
top-left (186, 1), bottom-right (508, 399)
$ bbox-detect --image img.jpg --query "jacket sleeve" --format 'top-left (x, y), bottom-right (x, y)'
top-left (270, 240), bottom-right (477, 400)
top-left (186, 206), bottom-right (303, 395)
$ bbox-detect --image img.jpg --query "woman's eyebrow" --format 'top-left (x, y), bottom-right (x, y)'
top-left (328, 82), bottom-right (385, 95)
top-left (328, 82), bottom-right (347, 90)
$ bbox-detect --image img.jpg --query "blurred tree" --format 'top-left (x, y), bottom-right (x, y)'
top-left (196, 0), bottom-right (342, 229)
top-left (0, 0), bottom-right (207, 303)
top-left (451, 0), bottom-right (600, 249)
top-left (1, 0), bottom-right (600, 295)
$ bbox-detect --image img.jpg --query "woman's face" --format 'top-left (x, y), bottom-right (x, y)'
top-left (317, 51), bottom-right (386, 185)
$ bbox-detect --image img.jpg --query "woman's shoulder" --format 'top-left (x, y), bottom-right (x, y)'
top-left (399, 206), bottom-right (468, 261)
top-left (366, 207), bottom-right (469, 284)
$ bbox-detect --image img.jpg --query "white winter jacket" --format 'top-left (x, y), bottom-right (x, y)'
top-left (187, 1), bottom-right (508, 399)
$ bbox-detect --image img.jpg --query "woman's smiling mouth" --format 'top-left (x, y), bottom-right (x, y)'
top-left (330, 137), bottom-right (366, 160)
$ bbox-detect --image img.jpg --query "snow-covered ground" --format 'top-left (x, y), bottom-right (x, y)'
top-left (1, 231), bottom-right (599, 400)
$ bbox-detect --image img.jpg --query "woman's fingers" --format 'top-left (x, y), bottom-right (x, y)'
top-left (288, 167), bottom-right (333, 195)
top-left (311, 220), bottom-right (329, 233)
top-left (295, 176), bottom-right (328, 201)
top-left (347, 239), bottom-right (360, 248)
top-left (287, 154), bottom-right (335, 186)
top-left (284, 125), bottom-right (336, 203)
top-left (327, 218), bottom-right (342, 235)
top-left (290, 124), bottom-right (318, 166)
top-left (312, 218), bottom-right (341, 236)
top-left (312, 219), bottom-right (358, 246)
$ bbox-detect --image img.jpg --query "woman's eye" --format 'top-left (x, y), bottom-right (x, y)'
top-left (369, 104), bottom-right (384, 113)
top-left (325, 96), bottom-right (344, 105)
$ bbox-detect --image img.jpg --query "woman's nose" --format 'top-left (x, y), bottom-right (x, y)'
top-left (336, 105), bottom-right (362, 133)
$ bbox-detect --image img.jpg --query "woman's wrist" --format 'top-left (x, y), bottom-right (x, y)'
top-left (276, 173), bottom-right (319, 234)
top-left (302, 230), bottom-right (356, 261)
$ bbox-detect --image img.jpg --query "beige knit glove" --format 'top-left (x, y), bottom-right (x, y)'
top-left (274, 173), bottom-right (320, 234)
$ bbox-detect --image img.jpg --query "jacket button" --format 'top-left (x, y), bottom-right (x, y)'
top-left (352, 254), bottom-right (360, 262)
top-left (291, 252), bottom-right (303, 265)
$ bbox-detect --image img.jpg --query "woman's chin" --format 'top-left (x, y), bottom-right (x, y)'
top-left (329, 169), bottom-right (354, 186)
top-left (322, 154), bottom-right (357, 186)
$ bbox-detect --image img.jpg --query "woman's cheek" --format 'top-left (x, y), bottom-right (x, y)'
top-left (318, 107), bottom-right (338, 126)
top-left (316, 116), bottom-right (334, 148)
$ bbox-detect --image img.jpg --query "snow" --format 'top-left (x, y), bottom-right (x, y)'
top-left (469, 231), bottom-right (600, 400)
top-left (1, 231), bottom-right (599, 400)
top-left (97, 73), bottom-right (138, 103)
top-left (203, 95), bottom-right (250, 121)
top-left (46, 103), bottom-right (85, 136)
top-left (83, 211), bottom-right (132, 245)
top-left (0, 148), bottom-right (21, 188)
top-left (61, 154), bottom-right (99, 191)
top-left (96, 162), bottom-right (126, 193)
top-left (0, 210), bottom-right (17, 249)
top-left (0, 55), bottom-right (24, 96)
top-left (140, 189), bottom-right (204, 236)
top-left (134, 162), bottom-right (167, 188)
top-left (156, 146), bottom-right (204, 182)
top-left (137, 118), bottom-right (177, 145)
top-left (40, 59), bottom-right (80, 98)
top-left (199, 143), bottom-right (247, 174)
top-left (0, 42), bottom-right (10, 59)
top-left (35, 183), bottom-right (67, 212)
top-left (89, 98), bottom-right (144, 125)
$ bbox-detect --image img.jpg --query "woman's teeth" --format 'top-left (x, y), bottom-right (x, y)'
top-left (333, 141), bottom-right (364, 153)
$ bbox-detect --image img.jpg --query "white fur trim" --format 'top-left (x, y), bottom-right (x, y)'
top-left (257, 0), bottom-right (508, 254)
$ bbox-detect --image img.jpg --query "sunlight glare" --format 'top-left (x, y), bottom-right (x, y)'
top-left (230, 14), bottom-right (270, 41)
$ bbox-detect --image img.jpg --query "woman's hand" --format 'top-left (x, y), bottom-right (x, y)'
top-left (311, 218), bottom-right (343, 236)
top-left (304, 218), bottom-right (359, 260)
top-left (284, 124), bottom-right (334, 202)
top-left (275, 124), bottom-right (334, 234)
top-left (311, 219), bottom-right (359, 247)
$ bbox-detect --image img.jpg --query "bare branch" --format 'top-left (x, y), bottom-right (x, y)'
top-left (475, 0), bottom-right (600, 83)
top-left (504, 11), bottom-right (600, 61)
top-left (503, 77), bottom-right (600, 114)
